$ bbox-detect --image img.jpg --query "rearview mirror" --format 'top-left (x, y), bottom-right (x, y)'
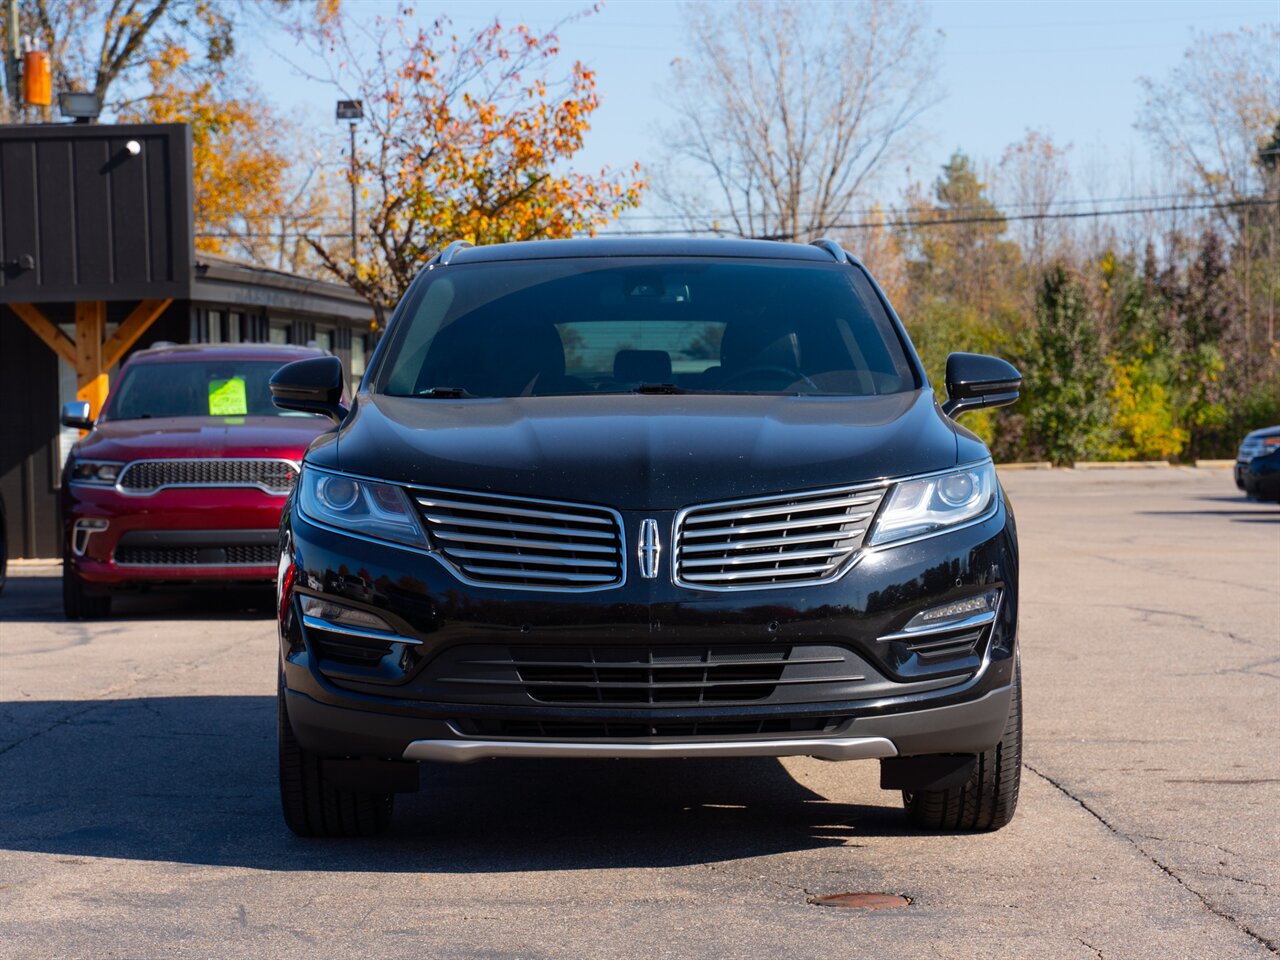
top-left (270, 356), bottom-right (349, 424)
top-left (61, 400), bottom-right (94, 431)
top-left (942, 353), bottom-right (1022, 419)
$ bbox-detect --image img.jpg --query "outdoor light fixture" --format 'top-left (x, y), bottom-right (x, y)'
top-left (58, 91), bottom-right (102, 123)
top-left (335, 99), bottom-right (363, 120)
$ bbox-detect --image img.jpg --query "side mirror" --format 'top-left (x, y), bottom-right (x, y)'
top-left (270, 356), bottom-right (349, 424)
top-left (61, 400), bottom-right (94, 431)
top-left (942, 353), bottom-right (1022, 419)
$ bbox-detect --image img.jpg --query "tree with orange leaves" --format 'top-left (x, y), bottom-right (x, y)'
top-left (300, 10), bottom-right (645, 323)
top-left (118, 44), bottom-right (290, 258)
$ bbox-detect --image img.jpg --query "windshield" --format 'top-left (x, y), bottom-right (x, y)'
top-left (103, 360), bottom-right (314, 421)
top-left (376, 258), bottom-right (918, 398)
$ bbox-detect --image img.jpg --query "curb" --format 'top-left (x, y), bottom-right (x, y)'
top-left (1072, 461), bottom-right (1172, 469)
top-left (1194, 459), bottom-right (1235, 469)
top-left (996, 462), bottom-right (1053, 471)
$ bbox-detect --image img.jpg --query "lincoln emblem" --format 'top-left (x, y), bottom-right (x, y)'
top-left (638, 519), bottom-right (661, 579)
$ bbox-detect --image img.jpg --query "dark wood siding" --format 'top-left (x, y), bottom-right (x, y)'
top-left (0, 124), bottom-right (192, 304)
top-left (0, 308), bottom-right (63, 558)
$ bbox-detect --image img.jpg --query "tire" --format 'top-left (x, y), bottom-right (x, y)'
top-left (277, 673), bottom-right (393, 837)
top-left (902, 659), bottom-right (1022, 832)
top-left (62, 565), bottom-right (111, 620)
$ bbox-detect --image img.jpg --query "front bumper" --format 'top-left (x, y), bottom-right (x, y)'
top-left (64, 484), bottom-right (287, 583)
top-left (280, 493), bottom-right (1019, 762)
top-left (285, 683), bottom-right (1013, 762)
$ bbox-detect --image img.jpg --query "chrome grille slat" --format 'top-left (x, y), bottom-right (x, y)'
top-left (680, 547), bottom-right (850, 568)
top-left (680, 530), bottom-right (861, 553)
top-left (415, 497), bottom-right (612, 526)
top-left (679, 563), bottom-right (836, 583)
top-left (429, 516), bottom-right (617, 539)
top-left (445, 548), bottom-right (619, 569)
top-left (674, 483), bottom-right (886, 590)
top-left (414, 487), bottom-right (625, 590)
top-left (116, 458), bottom-right (298, 495)
top-left (685, 494), bottom-right (881, 525)
top-left (429, 532), bottom-right (617, 554)
top-left (462, 566), bottom-right (617, 583)
top-left (681, 516), bottom-right (870, 539)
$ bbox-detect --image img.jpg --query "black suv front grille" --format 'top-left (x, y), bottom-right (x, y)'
top-left (457, 716), bottom-right (847, 740)
top-left (428, 643), bottom-right (871, 707)
top-left (412, 488), bottom-right (624, 590)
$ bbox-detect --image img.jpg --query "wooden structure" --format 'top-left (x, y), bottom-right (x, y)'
top-left (1, 123), bottom-right (192, 419)
top-left (0, 122), bottom-right (374, 559)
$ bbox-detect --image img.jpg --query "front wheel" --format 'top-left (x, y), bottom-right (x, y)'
top-left (62, 566), bottom-right (111, 620)
top-left (902, 659), bottom-right (1022, 832)
top-left (277, 673), bottom-right (393, 837)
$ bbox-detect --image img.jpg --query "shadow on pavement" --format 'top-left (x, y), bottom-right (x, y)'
top-left (0, 574), bottom-right (274, 624)
top-left (0, 694), bottom-right (909, 873)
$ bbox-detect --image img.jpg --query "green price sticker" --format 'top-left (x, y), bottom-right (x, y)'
top-left (208, 377), bottom-right (248, 416)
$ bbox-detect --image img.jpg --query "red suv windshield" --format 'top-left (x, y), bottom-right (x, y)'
top-left (103, 360), bottom-right (316, 421)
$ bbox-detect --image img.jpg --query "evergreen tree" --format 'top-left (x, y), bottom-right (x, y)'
top-left (1024, 265), bottom-right (1111, 465)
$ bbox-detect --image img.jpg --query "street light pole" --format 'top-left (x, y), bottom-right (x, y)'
top-left (348, 119), bottom-right (357, 259)
top-left (335, 100), bottom-right (364, 263)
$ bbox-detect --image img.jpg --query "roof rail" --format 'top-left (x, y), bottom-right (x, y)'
top-left (810, 238), bottom-right (848, 263)
top-left (438, 240), bottom-right (474, 266)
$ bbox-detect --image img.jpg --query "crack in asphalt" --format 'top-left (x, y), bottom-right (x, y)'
top-left (0, 629), bottom-right (263, 762)
top-left (1024, 761), bottom-right (1279, 954)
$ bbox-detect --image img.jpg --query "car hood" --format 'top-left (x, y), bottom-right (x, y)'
top-left (329, 391), bottom-right (961, 509)
top-left (74, 416), bottom-right (326, 462)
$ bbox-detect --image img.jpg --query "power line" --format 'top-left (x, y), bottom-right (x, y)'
top-left (195, 197), bottom-right (1277, 241)
top-left (599, 197), bottom-right (1280, 238)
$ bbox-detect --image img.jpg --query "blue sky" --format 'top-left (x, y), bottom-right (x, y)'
top-left (247, 0), bottom-right (1279, 214)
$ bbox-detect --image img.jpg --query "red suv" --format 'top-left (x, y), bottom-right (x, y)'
top-left (60, 342), bottom-right (332, 619)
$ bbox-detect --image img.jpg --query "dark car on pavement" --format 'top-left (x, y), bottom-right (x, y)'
top-left (270, 238), bottom-right (1024, 837)
top-left (1236, 426), bottom-right (1280, 493)
top-left (60, 342), bottom-right (331, 619)
top-left (1242, 446), bottom-right (1280, 502)
top-left (1233, 432), bottom-right (1280, 499)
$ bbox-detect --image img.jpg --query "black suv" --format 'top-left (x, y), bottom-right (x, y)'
top-left (271, 238), bottom-right (1023, 837)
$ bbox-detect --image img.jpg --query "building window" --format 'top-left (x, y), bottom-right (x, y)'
top-left (269, 322), bottom-right (290, 344)
top-left (313, 328), bottom-right (333, 353)
top-left (350, 333), bottom-right (368, 378)
top-left (206, 310), bottom-right (224, 343)
top-left (228, 312), bottom-right (242, 343)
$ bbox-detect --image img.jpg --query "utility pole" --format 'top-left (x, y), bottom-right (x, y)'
top-left (336, 100), bottom-right (364, 263)
top-left (5, 0), bottom-right (21, 121)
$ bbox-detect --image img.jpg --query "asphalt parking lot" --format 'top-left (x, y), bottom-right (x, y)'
top-left (1, 468), bottom-right (1276, 959)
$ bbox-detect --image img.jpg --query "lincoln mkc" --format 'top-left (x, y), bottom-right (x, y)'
top-left (271, 238), bottom-right (1023, 836)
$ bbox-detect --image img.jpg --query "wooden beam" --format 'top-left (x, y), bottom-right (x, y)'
top-left (75, 301), bottom-right (109, 419)
top-left (103, 298), bottom-right (172, 369)
top-left (9, 303), bottom-right (75, 366)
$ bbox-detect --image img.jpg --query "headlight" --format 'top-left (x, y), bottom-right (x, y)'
top-left (69, 460), bottom-right (124, 485)
top-left (867, 462), bottom-right (997, 546)
top-left (297, 466), bottom-right (428, 549)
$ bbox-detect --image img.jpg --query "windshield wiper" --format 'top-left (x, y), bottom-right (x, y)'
top-left (633, 382), bottom-right (689, 395)
top-left (419, 386), bottom-right (476, 398)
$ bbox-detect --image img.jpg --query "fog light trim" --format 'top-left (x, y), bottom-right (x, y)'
top-left (299, 596), bottom-right (422, 645)
top-left (72, 518), bottom-right (109, 556)
top-left (878, 589), bottom-right (1001, 642)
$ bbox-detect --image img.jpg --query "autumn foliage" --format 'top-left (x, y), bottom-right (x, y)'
top-left (119, 45), bottom-right (290, 256)
top-left (306, 13), bottom-right (645, 321)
